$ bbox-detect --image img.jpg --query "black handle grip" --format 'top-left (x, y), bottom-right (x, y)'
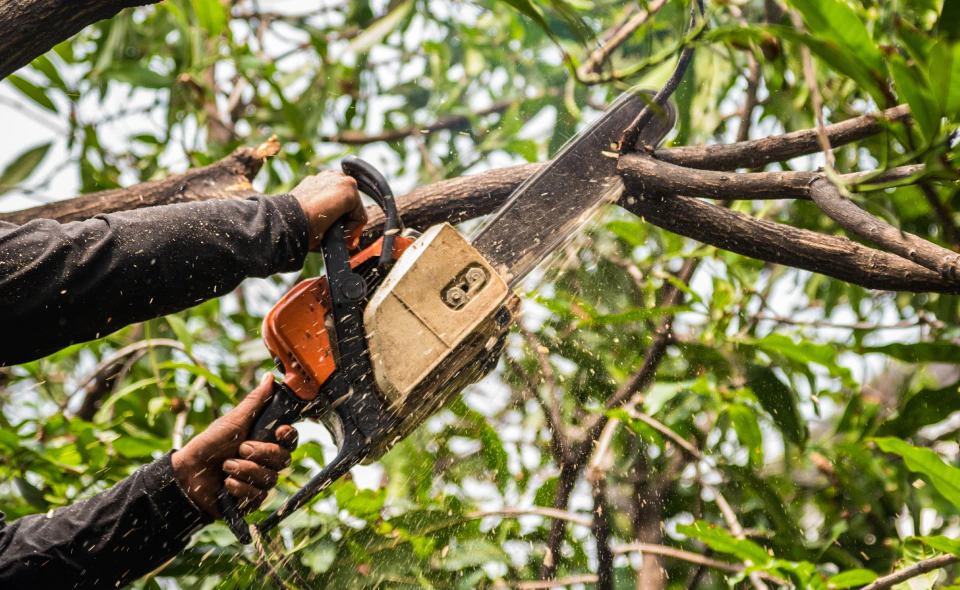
top-left (341, 155), bottom-right (400, 267)
top-left (219, 383), bottom-right (312, 544)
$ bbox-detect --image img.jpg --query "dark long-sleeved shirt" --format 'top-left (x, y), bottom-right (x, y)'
top-left (0, 454), bottom-right (213, 589)
top-left (0, 194), bottom-right (310, 365)
top-left (0, 195), bottom-right (311, 587)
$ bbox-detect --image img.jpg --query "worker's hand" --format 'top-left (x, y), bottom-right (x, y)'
top-left (291, 170), bottom-right (367, 250)
top-left (171, 373), bottom-right (299, 519)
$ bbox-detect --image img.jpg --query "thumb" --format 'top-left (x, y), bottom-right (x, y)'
top-left (223, 373), bottom-right (275, 431)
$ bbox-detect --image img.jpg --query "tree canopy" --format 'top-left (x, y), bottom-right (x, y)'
top-left (3, 0), bottom-right (960, 589)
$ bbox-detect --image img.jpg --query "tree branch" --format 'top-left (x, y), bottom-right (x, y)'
top-left (808, 177), bottom-right (960, 283)
top-left (0, 137), bottom-right (281, 225)
top-left (860, 555), bottom-right (958, 590)
top-left (619, 152), bottom-right (924, 201)
top-left (653, 105), bottom-right (911, 171)
top-left (619, 189), bottom-right (960, 294)
top-left (0, 0), bottom-right (160, 81)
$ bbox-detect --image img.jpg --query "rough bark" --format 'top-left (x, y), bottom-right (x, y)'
top-left (652, 105), bottom-right (911, 171)
top-left (808, 177), bottom-right (960, 282)
top-left (0, 138), bottom-right (281, 225)
top-left (0, 0), bottom-right (160, 81)
top-left (619, 189), bottom-right (960, 294)
top-left (620, 153), bottom-right (923, 201)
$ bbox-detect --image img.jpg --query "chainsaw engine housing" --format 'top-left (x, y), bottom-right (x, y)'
top-left (364, 223), bottom-right (519, 459)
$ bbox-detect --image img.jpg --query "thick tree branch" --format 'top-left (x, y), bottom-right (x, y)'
top-left (619, 153), bottom-right (924, 201)
top-left (653, 105), bottom-right (911, 171)
top-left (809, 177), bottom-right (960, 283)
top-left (0, 0), bottom-right (159, 80)
top-left (619, 185), bottom-right (960, 294)
top-left (0, 137), bottom-right (281, 225)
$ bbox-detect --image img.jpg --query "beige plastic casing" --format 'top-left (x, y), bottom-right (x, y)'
top-left (364, 223), bottom-right (509, 404)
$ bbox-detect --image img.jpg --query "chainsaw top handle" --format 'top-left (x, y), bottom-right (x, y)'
top-left (341, 155), bottom-right (401, 268)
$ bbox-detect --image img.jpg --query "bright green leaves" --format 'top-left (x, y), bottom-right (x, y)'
top-left (788, 0), bottom-right (883, 76)
top-left (874, 438), bottom-right (960, 510)
top-left (193, 0), bottom-right (227, 37)
top-left (347, 0), bottom-right (413, 55)
top-left (876, 382), bottom-right (960, 438)
top-left (890, 55), bottom-right (940, 142)
top-left (678, 520), bottom-right (773, 567)
top-left (827, 569), bottom-right (879, 588)
top-left (745, 365), bottom-right (808, 447)
top-left (7, 74), bottom-right (57, 112)
top-left (726, 402), bottom-right (764, 466)
top-left (0, 142), bottom-right (51, 196)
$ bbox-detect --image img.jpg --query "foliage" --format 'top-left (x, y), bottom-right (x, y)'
top-left (2, 0), bottom-right (960, 589)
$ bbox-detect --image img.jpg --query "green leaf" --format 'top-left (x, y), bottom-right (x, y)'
top-left (940, 1), bottom-right (960, 41)
top-left (166, 315), bottom-right (193, 354)
top-left (727, 403), bottom-right (764, 466)
top-left (101, 66), bottom-right (172, 89)
top-left (916, 536), bottom-right (960, 558)
top-left (479, 422), bottom-right (509, 490)
top-left (94, 378), bottom-right (157, 422)
top-left (877, 382), bottom-right (960, 438)
top-left (578, 305), bottom-right (689, 327)
top-left (890, 55), bottom-right (939, 141)
top-left (677, 520), bottom-right (773, 566)
top-left (194, 0), bottom-right (228, 36)
top-left (827, 569), bottom-right (878, 589)
top-left (347, 0), bottom-right (413, 55)
top-left (7, 74), bottom-right (57, 112)
top-left (788, 0), bottom-right (883, 74)
top-left (928, 41), bottom-right (960, 119)
top-left (158, 362), bottom-right (234, 397)
top-left (748, 333), bottom-right (854, 388)
top-left (864, 342), bottom-right (960, 364)
top-left (0, 143), bottom-right (51, 196)
top-left (874, 438), bottom-right (960, 510)
top-left (746, 365), bottom-right (808, 446)
top-left (113, 435), bottom-right (167, 458)
top-left (15, 477), bottom-right (50, 510)
top-left (440, 538), bottom-right (509, 570)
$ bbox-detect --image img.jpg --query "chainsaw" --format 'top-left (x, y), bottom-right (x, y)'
top-left (218, 87), bottom-right (677, 544)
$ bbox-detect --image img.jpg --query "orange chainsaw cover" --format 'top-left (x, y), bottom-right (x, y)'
top-left (262, 235), bottom-right (414, 401)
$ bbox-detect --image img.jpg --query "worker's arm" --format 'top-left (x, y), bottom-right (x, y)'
top-left (0, 375), bottom-right (298, 590)
top-left (0, 171), bottom-right (365, 366)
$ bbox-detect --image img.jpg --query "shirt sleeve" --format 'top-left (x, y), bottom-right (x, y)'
top-left (0, 195), bottom-right (310, 366)
top-left (0, 453), bottom-right (213, 590)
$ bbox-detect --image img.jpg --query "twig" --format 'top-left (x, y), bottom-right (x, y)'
top-left (624, 406), bottom-right (704, 461)
top-left (701, 483), bottom-right (769, 590)
top-left (860, 555), bottom-right (959, 590)
top-left (620, 0), bottom-right (704, 149)
top-left (578, 0), bottom-right (670, 81)
top-left (520, 327), bottom-right (569, 459)
top-left (791, 10), bottom-right (835, 170)
top-left (612, 542), bottom-right (745, 572)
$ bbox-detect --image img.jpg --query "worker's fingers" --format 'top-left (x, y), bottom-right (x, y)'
top-left (239, 440), bottom-right (292, 471)
top-left (222, 459), bottom-right (279, 489)
top-left (345, 202), bottom-right (368, 250)
top-left (274, 425), bottom-right (299, 451)
top-left (225, 477), bottom-right (269, 510)
top-left (221, 373), bottom-right (275, 431)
